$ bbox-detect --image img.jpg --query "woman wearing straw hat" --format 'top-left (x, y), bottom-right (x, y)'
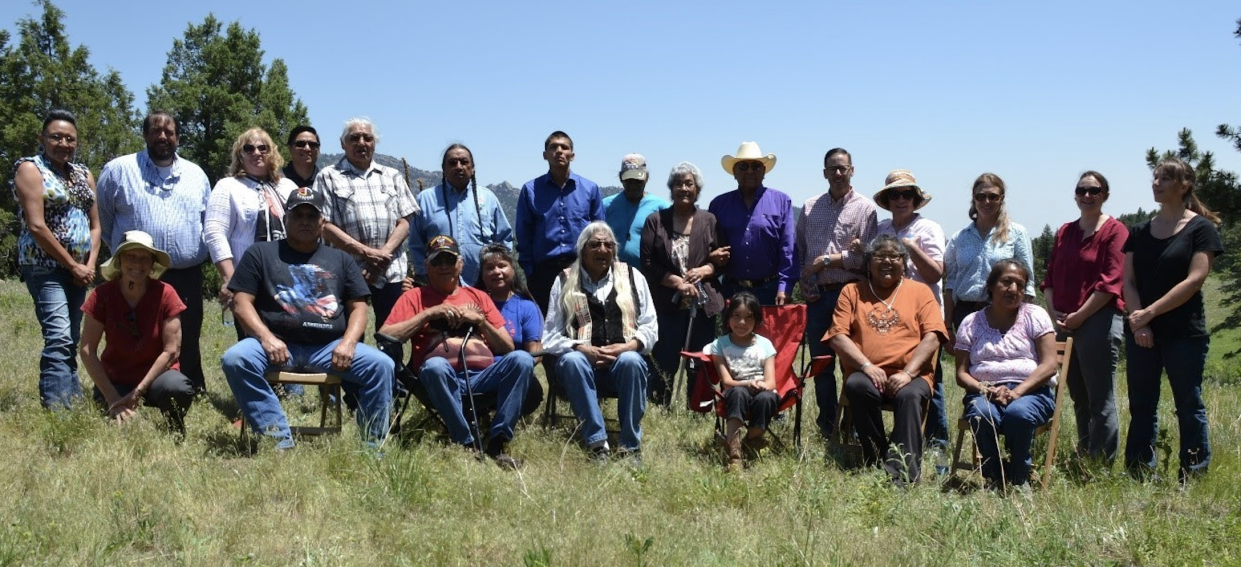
top-left (873, 169), bottom-right (950, 458)
top-left (79, 230), bottom-right (195, 435)
top-left (707, 142), bottom-right (795, 306)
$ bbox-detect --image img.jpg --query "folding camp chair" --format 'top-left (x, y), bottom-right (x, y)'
top-left (948, 337), bottom-right (1073, 489)
top-left (680, 304), bottom-right (830, 453)
top-left (376, 332), bottom-right (496, 444)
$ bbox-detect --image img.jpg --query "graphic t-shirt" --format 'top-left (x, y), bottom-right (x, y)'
top-left (385, 285), bottom-right (509, 371)
top-left (229, 240), bottom-right (370, 344)
top-left (81, 280), bottom-right (186, 386)
top-left (706, 334), bottom-right (776, 384)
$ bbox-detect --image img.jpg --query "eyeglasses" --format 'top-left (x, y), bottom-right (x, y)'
top-left (347, 133), bottom-right (375, 143)
top-left (873, 254), bottom-right (904, 263)
top-left (587, 240), bottom-right (616, 250)
top-left (242, 144), bottom-right (270, 155)
top-left (889, 189), bottom-right (919, 201)
top-left (973, 193), bottom-right (1003, 203)
top-left (1075, 186), bottom-right (1104, 196)
top-left (46, 133), bottom-right (77, 144)
top-left (735, 162), bottom-right (764, 172)
top-left (429, 255), bottom-right (458, 267)
top-left (826, 165), bottom-right (852, 174)
top-left (293, 140), bottom-right (320, 149)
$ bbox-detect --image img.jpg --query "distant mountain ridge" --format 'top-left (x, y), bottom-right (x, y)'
top-left (318, 153), bottom-right (621, 226)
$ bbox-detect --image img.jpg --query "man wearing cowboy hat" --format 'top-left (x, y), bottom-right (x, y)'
top-left (874, 169), bottom-right (949, 455)
top-left (221, 186), bottom-right (394, 451)
top-left (379, 234), bottom-right (534, 469)
top-left (797, 147), bottom-right (877, 439)
top-left (516, 130), bottom-right (605, 314)
top-left (707, 141), bottom-right (796, 306)
top-left (603, 153), bottom-right (669, 266)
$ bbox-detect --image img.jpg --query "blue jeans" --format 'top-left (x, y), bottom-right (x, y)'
top-left (557, 350), bottom-right (647, 451)
top-left (805, 287), bottom-right (841, 436)
top-left (419, 351), bottom-right (534, 446)
top-left (22, 265), bottom-right (86, 409)
top-left (222, 338), bottom-right (394, 448)
top-left (963, 384), bottom-right (1055, 486)
top-left (1124, 334), bottom-right (1210, 477)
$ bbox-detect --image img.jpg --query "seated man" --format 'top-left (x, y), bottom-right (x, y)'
top-left (827, 235), bottom-right (947, 485)
top-left (222, 187), bottom-right (393, 451)
top-left (543, 221), bottom-right (658, 462)
top-left (379, 235), bottom-right (533, 469)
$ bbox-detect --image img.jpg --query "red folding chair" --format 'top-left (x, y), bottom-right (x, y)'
top-left (681, 304), bottom-right (832, 453)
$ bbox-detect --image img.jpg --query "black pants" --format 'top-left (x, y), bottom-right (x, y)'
top-left (724, 386), bottom-right (780, 430)
top-left (161, 266), bottom-right (205, 392)
top-left (528, 256), bottom-right (576, 315)
top-left (844, 372), bottom-right (930, 483)
top-left (93, 370), bottom-right (196, 434)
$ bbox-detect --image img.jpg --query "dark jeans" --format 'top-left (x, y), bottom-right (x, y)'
top-left (845, 372), bottom-right (930, 483)
top-left (1061, 308), bottom-right (1122, 463)
top-left (651, 308), bottom-right (716, 408)
top-left (722, 277), bottom-right (780, 307)
top-left (1124, 334), bottom-right (1210, 478)
top-left (724, 386), bottom-right (779, 430)
top-left (805, 288), bottom-right (842, 437)
top-left (92, 370), bottom-right (196, 434)
top-left (161, 266), bottom-right (205, 392)
top-left (529, 256), bottom-right (576, 315)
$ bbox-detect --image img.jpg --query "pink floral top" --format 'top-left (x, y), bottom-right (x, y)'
top-left (954, 303), bottom-right (1056, 386)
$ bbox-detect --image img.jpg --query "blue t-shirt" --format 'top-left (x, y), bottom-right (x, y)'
top-left (495, 293), bottom-right (543, 347)
top-left (603, 192), bottom-right (671, 265)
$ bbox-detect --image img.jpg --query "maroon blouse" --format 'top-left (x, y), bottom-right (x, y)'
top-left (1040, 216), bottom-right (1128, 314)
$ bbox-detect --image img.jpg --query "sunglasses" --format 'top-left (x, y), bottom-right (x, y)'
top-left (587, 240), bottom-right (616, 250)
top-left (1075, 186), bottom-right (1105, 196)
top-left (888, 189), bottom-right (919, 201)
top-left (429, 254), bottom-right (458, 267)
top-left (348, 133), bottom-right (375, 143)
top-left (735, 162), bottom-right (764, 172)
top-left (293, 140), bottom-right (320, 149)
top-left (973, 193), bottom-right (1003, 203)
top-left (242, 144), bottom-right (270, 155)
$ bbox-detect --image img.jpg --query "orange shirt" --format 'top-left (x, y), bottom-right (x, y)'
top-left (826, 279), bottom-right (948, 386)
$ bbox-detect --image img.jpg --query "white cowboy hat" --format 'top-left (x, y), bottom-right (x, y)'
top-left (100, 230), bottom-right (171, 281)
top-left (721, 141), bottom-right (776, 175)
top-left (873, 169), bottom-right (932, 212)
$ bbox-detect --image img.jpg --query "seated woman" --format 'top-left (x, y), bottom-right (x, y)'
top-left (706, 291), bottom-right (777, 472)
top-left (954, 259), bottom-right (1058, 488)
top-left (827, 235), bottom-right (947, 484)
top-left (476, 243), bottom-right (545, 415)
top-left (79, 231), bottom-right (195, 435)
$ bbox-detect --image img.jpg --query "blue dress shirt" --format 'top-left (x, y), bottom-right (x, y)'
top-left (409, 182), bottom-right (514, 285)
top-left (707, 187), bottom-right (797, 293)
top-left (515, 171), bottom-right (604, 274)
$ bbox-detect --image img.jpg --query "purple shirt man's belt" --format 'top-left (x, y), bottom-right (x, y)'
top-left (733, 274), bottom-right (779, 288)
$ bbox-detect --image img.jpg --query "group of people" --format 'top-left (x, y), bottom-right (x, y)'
top-left (12, 110), bottom-right (1222, 484)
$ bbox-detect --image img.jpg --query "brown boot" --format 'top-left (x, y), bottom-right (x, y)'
top-left (726, 428), bottom-right (744, 472)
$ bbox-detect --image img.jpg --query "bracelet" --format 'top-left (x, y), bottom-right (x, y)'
top-left (860, 362), bottom-right (872, 371)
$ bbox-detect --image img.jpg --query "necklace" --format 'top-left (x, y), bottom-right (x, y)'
top-left (866, 278), bottom-right (904, 333)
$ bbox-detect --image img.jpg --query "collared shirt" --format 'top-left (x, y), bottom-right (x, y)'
top-left (314, 157), bottom-right (419, 285)
top-left (796, 188), bottom-right (878, 288)
top-left (282, 163), bottom-right (318, 190)
top-left (1041, 217), bottom-right (1127, 314)
top-left (515, 171), bottom-right (604, 274)
top-left (708, 186), bottom-right (797, 293)
top-left (96, 150), bottom-right (211, 268)
top-left (603, 192), bottom-right (670, 265)
top-left (542, 264), bottom-right (658, 356)
top-left (409, 182), bottom-right (514, 285)
top-left (943, 221), bottom-right (1035, 302)
top-left (877, 214), bottom-right (946, 306)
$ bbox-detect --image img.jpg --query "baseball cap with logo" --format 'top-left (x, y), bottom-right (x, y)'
top-left (285, 186), bottom-right (325, 213)
top-left (426, 234), bottom-right (461, 261)
top-left (619, 153), bottom-right (648, 181)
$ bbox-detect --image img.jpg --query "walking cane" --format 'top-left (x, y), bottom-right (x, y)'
top-left (459, 325), bottom-right (484, 454)
top-left (672, 284), bottom-right (708, 410)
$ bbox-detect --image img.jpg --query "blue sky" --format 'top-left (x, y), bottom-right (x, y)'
top-left (13, 0), bottom-right (1241, 234)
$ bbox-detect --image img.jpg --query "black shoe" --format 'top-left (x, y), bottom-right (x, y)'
top-left (485, 437), bottom-right (523, 470)
top-left (616, 447), bottom-right (643, 468)
top-left (590, 445), bottom-right (611, 463)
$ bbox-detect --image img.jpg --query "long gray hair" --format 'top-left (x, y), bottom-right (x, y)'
top-left (559, 221), bottom-right (636, 320)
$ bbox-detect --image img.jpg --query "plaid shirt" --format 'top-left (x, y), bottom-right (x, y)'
top-left (315, 157), bottom-right (419, 284)
top-left (795, 188), bottom-right (877, 288)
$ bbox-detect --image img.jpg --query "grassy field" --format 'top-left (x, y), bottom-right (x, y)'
top-left (0, 278), bottom-right (1238, 566)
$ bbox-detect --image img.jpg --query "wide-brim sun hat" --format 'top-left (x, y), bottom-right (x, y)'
top-left (721, 141), bottom-right (776, 175)
top-left (100, 230), bottom-right (171, 281)
top-left (873, 169), bottom-right (932, 212)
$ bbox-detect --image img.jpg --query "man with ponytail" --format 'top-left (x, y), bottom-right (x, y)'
top-left (409, 144), bottom-right (514, 285)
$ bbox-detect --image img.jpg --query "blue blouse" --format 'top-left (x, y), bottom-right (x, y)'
top-left (943, 221), bottom-right (1035, 302)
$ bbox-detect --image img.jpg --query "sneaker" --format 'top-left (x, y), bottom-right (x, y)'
top-left (590, 445), bottom-right (612, 463)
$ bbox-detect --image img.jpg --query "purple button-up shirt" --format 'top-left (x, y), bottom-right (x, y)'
top-left (708, 186), bottom-right (797, 293)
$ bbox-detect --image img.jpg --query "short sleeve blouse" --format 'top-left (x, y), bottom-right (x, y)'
top-left (954, 303), bottom-right (1056, 386)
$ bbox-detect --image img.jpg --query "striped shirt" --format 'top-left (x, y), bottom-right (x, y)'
top-left (96, 151), bottom-right (211, 268)
top-left (796, 188), bottom-right (877, 288)
top-left (314, 157), bottom-right (419, 285)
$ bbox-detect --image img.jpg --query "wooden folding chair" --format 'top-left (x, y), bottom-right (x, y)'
top-left (948, 337), bottom-right (1074, 489)
top-left (239, 370), bottom-right (343, 441)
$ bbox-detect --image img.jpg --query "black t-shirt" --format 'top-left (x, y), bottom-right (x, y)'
top-left (282, 164), bottom-right (318, 191)
top-left (229, 240), bottom-right (371, 344)
top-left (1123, 215), bottom-right (1223, 339)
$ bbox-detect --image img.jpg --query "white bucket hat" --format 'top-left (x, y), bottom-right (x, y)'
top-left (721, 141), bottom-right (777, 175)
top-left (100, 230), bottom-right (171, 281)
